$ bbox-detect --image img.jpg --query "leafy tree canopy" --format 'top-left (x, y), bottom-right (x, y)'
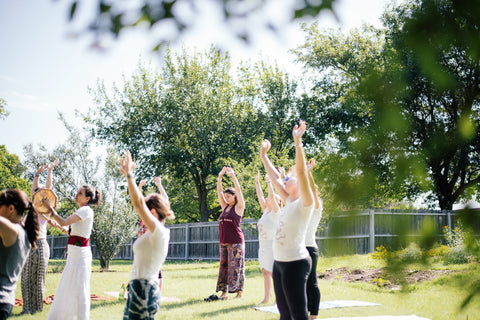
top-left (66, 0), bottom-right (336, 50)
top-left (0, 145), bottom-right (29, 192)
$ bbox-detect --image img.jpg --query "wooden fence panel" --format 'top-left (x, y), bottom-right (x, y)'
top-left (47, 210), bottom-right (479, 260)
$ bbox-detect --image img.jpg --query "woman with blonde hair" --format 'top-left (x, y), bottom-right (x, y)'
top-left (255, 171), bottom-right (281, 305)
top-left (259, 120), bottom-right (314, 320)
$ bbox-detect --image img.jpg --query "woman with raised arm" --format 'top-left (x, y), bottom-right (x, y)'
top-left (255, 171), bottom-right (280, 305)
top-left (137, 176), bottom-right (169, 292)
top-left (46, 184), bottom-right (101, 320)
top-left (215, 166), bottom-right (245, 300)
top-left (120, 152), bottom-right (174, 319)
top-left (0, 189), bottom-right (39, 320)
top-left (259, 120), bottom-right (314, 320)
top-left (305, 158), bottom-right (323, 319)
top-left (21, 160), bottom-right (62, 315)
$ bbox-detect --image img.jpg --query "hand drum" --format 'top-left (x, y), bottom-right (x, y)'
top-left (32, 188), bottom-right (58, 214)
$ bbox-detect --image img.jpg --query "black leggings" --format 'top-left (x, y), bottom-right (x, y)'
top-left (0, 303), bottom-right (12, 320)
top-left (273, 257), bottom-right (312, 320)
top-left (306, 246), bottom-right (321, 316)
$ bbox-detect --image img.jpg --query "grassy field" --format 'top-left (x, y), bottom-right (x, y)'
top-left (11, 255), bottom-right (480, 320)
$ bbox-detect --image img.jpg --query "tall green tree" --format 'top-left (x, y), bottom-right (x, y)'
top-left (0, 145), bottom-right (29, 191)
top-left (293, 0), bottom-right (480, 210)
top-left (23, 115), bottom-right (138, 269)
top-left (88, 48), bottom-right (261, 221)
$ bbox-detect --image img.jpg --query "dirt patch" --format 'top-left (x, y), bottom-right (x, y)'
top-left (318, 267), bottom-right (456, 289)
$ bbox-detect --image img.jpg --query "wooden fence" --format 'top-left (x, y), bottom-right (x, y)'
top-left (46, 209), bottom-right (478, 260)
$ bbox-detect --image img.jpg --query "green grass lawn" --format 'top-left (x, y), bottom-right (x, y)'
top-left (11, 255), bottom-right (480, 319)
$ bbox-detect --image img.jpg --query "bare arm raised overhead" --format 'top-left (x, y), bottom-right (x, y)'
top-left (225, 167), bottom-right (245, 216)
top-left (120, 151), bottom-right (158, 233)
top-left (292, 120), bottom-right (313, 207)
top-left (154, 176), bottom-right (169, 201)
top-left (216, 167), bottom-right (228, 210)
top-left (255, 171), bottom-right (267, 212)
top-left (259, 140), bottom-right (289, 203)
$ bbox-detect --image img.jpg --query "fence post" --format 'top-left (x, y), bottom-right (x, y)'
top-left (369, 209), bottom-right (375, 253)
top-left (446, 210), bottom-right (452, 233)
top-left (185, 224), bottom-right (190, 260)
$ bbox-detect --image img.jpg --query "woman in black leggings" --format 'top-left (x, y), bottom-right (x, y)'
top-left (259, 120), bottom-right (314, 320)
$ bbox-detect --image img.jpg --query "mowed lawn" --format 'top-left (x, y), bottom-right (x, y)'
top-left (11, 255), bottom-right (480, 320)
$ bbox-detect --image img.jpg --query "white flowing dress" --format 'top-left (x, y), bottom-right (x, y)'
top-left (48, 206), bottom-right (93, 320)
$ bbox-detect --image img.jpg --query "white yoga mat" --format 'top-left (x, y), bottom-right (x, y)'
top-left (255, 300), bottom-right (381, 314)
top-left (316, 316), bottom-right (431, 320)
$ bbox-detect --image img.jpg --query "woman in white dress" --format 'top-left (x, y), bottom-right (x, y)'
top-left (255, 171), bottom-right (281, 305)
top-left (46, 185), bottom-right (101, 320)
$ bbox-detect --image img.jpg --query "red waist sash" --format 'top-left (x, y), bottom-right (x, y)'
top-left (67, 235), bottom-right (90, 247)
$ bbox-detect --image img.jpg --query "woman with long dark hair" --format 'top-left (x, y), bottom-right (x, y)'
top-left (0, 189), bottom-right (39, 319)
top-left (46, 185), bottom-right (101, 320)
top-left (215, 166), bottom-right (245, 300)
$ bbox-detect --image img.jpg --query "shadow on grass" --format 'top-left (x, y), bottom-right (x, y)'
top-left (199, 302), bottom-right (257, 318)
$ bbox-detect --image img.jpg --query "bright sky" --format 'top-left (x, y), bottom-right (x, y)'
top-left (0, 0), bottom-right (389, 158)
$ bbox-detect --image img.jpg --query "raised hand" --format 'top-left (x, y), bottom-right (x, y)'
top-left (256, 170), bottom-right (260, 184)
top-left (260, 139), bottom-right (271, 158)
top-left (307, 158), bottom-right (316, 171)
top-left (154, 176), bottom-right (162, 188)
top-left (225, 167), bottom-right (235, 177)
top-left (120, 151), bottom-right (136, 177)
top-left (138, 179), bottom-right (147, 189)
top-left (292, 120), bottom-right (307, 141)
top-left (218, 166), bottom-right (227, 178)
top-left (48, 159), bottom-right (60, 170)
top-left (36, 164), bottom-right (48, 175)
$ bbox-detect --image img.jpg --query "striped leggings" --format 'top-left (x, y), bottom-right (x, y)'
top-left (21, 238), bottom-right (50, 314)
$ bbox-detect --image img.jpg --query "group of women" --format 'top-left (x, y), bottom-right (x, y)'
top-left (0, 120), bottom-right (322, 320)
top-left (211, 120), bottom-right (323, 319)
top-left (0, 151), bottom-right (173, 320)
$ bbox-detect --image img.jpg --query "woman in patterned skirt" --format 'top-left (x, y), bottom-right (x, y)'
top-left (21, 160), bottom-right (62, 315)
top-left (216, 166), bottom-right (246, 300)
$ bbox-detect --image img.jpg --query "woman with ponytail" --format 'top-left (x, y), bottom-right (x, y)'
top-left (0, 189), bottom-right (39, 319)
top-left (120, 151), bottom-right (174, 320)
top-left (46, 185), bottom-right (101, 320)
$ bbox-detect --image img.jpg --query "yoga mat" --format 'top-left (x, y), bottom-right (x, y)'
top-left (255, 300), bottom-right (381, 313)
top-left (316, 316), bottom-right (431, 320)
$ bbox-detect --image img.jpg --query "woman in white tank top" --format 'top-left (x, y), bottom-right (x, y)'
top-left (255, 171), bottom-right (281, 305)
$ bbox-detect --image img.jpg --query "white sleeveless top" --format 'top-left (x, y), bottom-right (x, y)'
top-left (305, 205), bottom-right (323, 248)
top-left (130, 219), bottom-right (170, 283)
top-left (273, 197), bottom-right (313, 262)
top-left (71, 206), bottom-right (94, 239)
top-left (257, 208), bottom-right (279, 241)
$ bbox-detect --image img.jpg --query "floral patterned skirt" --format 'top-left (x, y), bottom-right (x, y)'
top-left (216, 243), bottom-right (245, 293)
